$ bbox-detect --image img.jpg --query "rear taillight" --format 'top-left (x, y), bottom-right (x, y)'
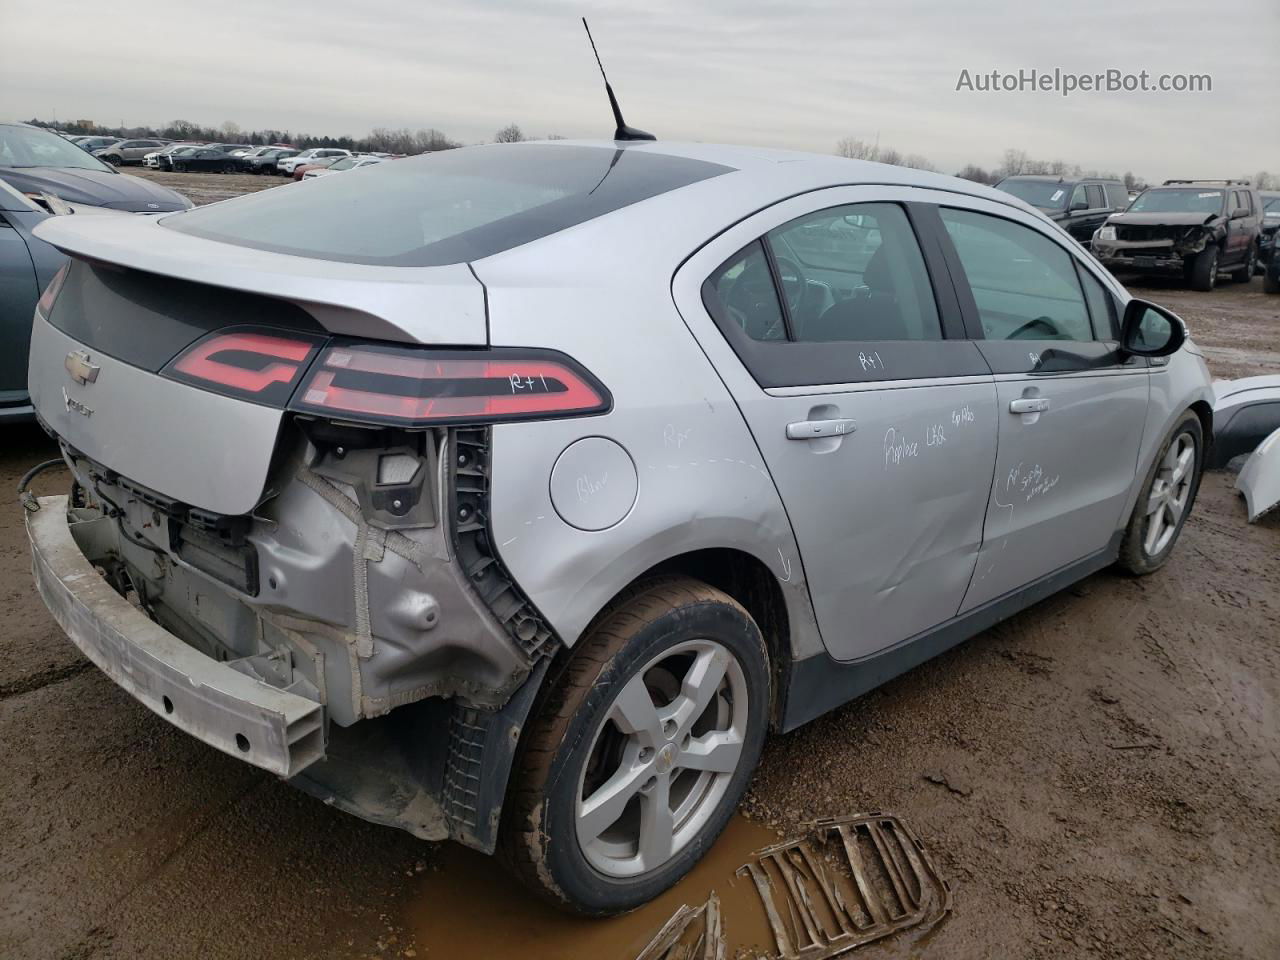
top-left (162, 327), bottom-right (325, 405)
top-left (288, 342), bottom-right (611, 427)
top-left (35, 263), bottom-right (70, 318)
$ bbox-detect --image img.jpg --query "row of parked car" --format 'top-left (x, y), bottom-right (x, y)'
top-left (61, 133), bottom-right (393, 181)
top-left (995, 174), bottom-right (1279, 292)
top-left (146, 143), bottom-right (392, 179)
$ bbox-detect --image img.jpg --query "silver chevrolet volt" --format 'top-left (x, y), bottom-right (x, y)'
top-left (24, 140), bottom-right (1212, 914)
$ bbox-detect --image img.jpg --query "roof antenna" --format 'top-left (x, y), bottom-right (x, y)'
top-left (582, 18), bottom-right (655, 142)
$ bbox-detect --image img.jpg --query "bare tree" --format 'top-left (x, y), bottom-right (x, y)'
top-left (835, 137), bottom-right (878, 160)
top-left (413, 128), bottom-right (460, 152)
top-left (220, 121), bottom-right (242, 141)
top-left (1247, 170), bottom-right (1275, 190)
top-left (1000, 149), bottom-right (1030, 177)
top-left (955, 164), bottom-right (997, 184)
top-left (835, 137), bottom-right (933, 171)
top-left (900, 153), bottom-right (935, 172)
top-left (495, 123), bottom-right (525, 143)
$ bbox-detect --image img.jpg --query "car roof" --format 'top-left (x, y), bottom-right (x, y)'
top-left (998, 174), bottom-right (1122, 184)
top-left (539, 139), bottom-right (1042, 213)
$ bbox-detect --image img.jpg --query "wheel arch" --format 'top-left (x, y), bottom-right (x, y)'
top-left (1189, 399), bottom-right (1213, 465)
top-left (635, 547), bottom-right (793, 727)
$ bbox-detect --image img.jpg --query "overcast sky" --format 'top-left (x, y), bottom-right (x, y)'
top-left (3, 0), bottom-right (1276, 179)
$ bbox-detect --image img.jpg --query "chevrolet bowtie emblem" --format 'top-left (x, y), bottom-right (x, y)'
top-left (64, 350), bottom-right (100, 386)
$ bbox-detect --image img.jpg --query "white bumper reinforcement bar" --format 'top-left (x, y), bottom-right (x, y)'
top-left (27, 495), bottom-right (325, 777)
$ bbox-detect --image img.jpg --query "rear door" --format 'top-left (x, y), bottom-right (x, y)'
top-left (672, 186), bottom-right (998, 661)
top-left (1226, 190), bottom-right (1254, 265)
top-left (933, 203), bottom-right (1149, 611)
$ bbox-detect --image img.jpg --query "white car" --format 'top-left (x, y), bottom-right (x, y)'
top-left (301, 155), bottom-right (386, 179)
top-left (277, 148), bottom-right (351, 176)
top-left (144, 143), bottom-right (202, 169)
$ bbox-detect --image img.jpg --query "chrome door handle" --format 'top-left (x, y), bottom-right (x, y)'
top-left (1009, 397), bottom-right (1050, 414)
top-left (786, 418), bottom-right (857, 440)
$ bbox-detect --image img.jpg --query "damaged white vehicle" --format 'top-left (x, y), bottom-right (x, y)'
top-left (24, 141), bottom-right (1213, 914)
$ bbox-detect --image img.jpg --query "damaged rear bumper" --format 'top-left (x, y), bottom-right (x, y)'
top-left (27, 495), bottom-right (325, 777)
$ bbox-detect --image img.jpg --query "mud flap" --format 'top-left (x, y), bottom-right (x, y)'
top-left (441, 657), bottom-right (552, 853)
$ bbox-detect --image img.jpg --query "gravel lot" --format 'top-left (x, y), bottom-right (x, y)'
top-left (2, 171), bottom-right (1277, 959)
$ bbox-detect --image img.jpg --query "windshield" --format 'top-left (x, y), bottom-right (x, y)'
top-left (0, 125), bottom-right (114, 171)
top-left (163, 143), bottom-right (734, 266)
top-left (327, 157), bottom-right (357, 171)
top-left (1263, 196), bottom-right (1280, 216)
top-left (995, 179), bottom-right (1072, 210)
top-left (1129, 189), bottom-right (1224, 214)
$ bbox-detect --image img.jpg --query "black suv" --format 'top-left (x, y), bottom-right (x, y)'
top-left (994, 175), bottom-right (1129, 247)
top-left (1258, 190), bottom-right (1279, 275)
top-left (1092, 180), bottom-right (1262, 291)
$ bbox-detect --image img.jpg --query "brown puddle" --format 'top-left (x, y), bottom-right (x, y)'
top-left (402, 815), bottom-right (781, 959)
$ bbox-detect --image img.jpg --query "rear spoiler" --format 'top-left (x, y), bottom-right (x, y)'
top-left (32, 212), bottom-right (488, 346)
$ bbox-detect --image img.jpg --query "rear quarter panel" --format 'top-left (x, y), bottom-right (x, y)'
top-left (475, 179), bottom-right (827, 659)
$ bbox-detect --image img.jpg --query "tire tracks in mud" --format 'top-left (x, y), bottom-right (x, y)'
top-left (0, 659), bottom-right (93, 701)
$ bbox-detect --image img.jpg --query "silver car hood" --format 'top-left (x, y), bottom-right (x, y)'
top-left (31, 212), bottom-right (488, 345)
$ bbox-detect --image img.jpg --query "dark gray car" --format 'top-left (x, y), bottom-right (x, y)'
top-left (0, 179), bottom-right (65, 420)
top-left (0, 123), bottom-right (190, 213)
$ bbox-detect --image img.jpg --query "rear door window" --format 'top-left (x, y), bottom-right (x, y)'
top-left (704, 241), bottom-right (786, 342)
top-left (1086, 185), bottom-right (1106, 209)
top-left (762, 203), bottom-right (942, 342)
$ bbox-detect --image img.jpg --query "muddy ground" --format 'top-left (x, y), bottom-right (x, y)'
top-left (1, 172), bottom-right (1277, 959)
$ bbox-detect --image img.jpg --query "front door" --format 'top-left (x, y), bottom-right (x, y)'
top-left (673, 188), bottom-right (999, 661)
top-left (934, 205), bottom-right (1150, 611)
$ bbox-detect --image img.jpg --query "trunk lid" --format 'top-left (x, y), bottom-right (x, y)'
top-left (31, 213), bottom-right (488, 345)
top-left (29, 216), bottom-right (488, 515)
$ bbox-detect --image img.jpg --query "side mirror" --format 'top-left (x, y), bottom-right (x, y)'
top-left (1231, 207), bottom-right (1251, 219)
top-left (1120, 299), bottom-right (1187, 357)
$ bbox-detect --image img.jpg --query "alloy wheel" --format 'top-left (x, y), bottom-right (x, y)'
top-left (1143, 433), bottom-right (1196, 557)
top-left (575, 639), bottom-right (748, 878)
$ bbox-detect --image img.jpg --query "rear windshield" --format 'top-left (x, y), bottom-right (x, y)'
top-left (162, 143), bottom-right (734, 266)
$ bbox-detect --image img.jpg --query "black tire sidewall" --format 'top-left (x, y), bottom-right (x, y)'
top-left (537, 596), bottom-right (769, 914)
top-left (1119, 412), bottom-right (1204, 574)
top-left (1190, 247), bottom-right (1218, 291)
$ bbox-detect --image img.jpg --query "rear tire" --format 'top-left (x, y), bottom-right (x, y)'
top-left (499, 576), bottom-right (770, 916)
top-left (1116, 412), bottom-right (1203, 575)
top-left (106, 154), bottom-right (122, 166)
top-left (1187, 246), bottom-right (1219, 291)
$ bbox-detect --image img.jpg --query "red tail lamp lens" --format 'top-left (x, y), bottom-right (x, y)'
top-left (290, 343), bottom-right (611, 426)
top-left (163, 328), bottom-right (324, 405)
top-left (36, 263), bottom-right (70, 318)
